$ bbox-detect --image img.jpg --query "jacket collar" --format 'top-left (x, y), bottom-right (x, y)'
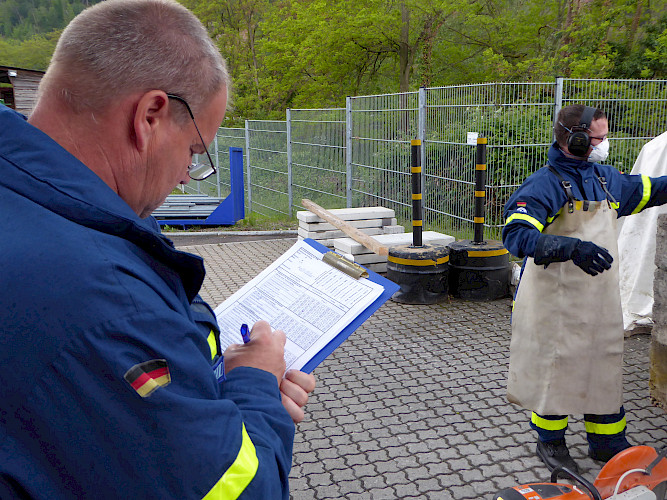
top-left (0, 105), bottom-right (204, 301)
top-left (547, 141), bottom-right (594, 176)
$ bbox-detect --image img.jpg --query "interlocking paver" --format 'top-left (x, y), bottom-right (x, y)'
top-left (180, 237), bottom-right (667, 500)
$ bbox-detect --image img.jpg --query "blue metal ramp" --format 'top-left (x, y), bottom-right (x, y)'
top-left (154, 147), bottom-right (245, 227)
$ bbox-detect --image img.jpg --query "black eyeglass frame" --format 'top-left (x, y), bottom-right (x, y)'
top-left (166, 93), bottom-right (217, 181)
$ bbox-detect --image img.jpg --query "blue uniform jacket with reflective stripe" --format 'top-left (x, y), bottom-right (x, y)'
top-left (0, 105), bottom-right (294, 499)
top-left (502, 142), bottom-right (667, 259)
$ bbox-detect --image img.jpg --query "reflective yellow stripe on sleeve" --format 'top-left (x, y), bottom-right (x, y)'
top-left (531, 412), bottom-right (568, 431)
top-left (631, 175), bottom-right (651, 214)
top-left (207, 330), bottom-right (217, 361)
top-left (585, 417), bottom-right (627, 435)
top-left (203, 424), bottom-right (258, 500)
top-left (505, 213), bottom-right (544, 232)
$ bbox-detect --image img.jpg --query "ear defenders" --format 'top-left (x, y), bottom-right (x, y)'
top-left (565, 106), bottom-right (596, 157)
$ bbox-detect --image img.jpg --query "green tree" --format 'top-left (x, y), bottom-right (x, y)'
top-left (253, 0), bottom-right (463, 116)
top-left (181, 0), bottom-right (270, 122)
top-left (4, 0), bottom-right (667, 121)
top-left (0, 30), bottom-right (59, 70)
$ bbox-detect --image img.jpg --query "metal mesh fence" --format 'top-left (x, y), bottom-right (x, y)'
top-left (245, 120), bottom-right (288, 217)
top-left (349, 92), bottom-right (419, 226)
top-left (203, 78), bottom-right (667, 239)
top-left (560, 78), bottom-right (667, 173)
top-left (289, 108), bottom-right (347, 213)
top-left (425, 82), bottom-right (555, 240)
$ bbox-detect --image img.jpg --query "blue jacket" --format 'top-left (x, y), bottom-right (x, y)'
top-left (0, 105), bottom-right (294, 499)
top-left (502, 142), bottom-right (667, 258)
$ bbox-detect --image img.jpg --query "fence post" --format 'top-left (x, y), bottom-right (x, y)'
top-left (553, 77), bottom-right (564, 141)
top-left (418, 87), bottom-right (427, 221)
top-left (245, 119), bottom-right (252, 213)
top-left (286, 109), bottom-right (293, 217)
top-left (214, 131), bottom-right (221, 199)
top-left (346, 96), bottom-right (353, 208)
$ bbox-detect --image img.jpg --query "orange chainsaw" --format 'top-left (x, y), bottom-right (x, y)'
top-left (493, 445), bottom-right (667, 500)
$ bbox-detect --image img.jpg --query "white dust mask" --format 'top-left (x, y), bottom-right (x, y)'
top-left (587, 138), bottom-right (610, 163)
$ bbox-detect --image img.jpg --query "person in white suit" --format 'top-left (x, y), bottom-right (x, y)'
top-left (618, 132), bottom-right (667, 335)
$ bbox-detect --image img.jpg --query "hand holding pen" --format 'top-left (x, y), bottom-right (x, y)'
top-left (224, 320), bottom-right (316, 423)
top-left (222, 320), bottom-right (287, 383)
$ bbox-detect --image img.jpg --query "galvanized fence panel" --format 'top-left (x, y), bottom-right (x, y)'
top-left (246, 120), bottom-right (289, 217)
top-left (424, 82), bottom-right (556, 241)
top-left (559, 78), bottom-right (667, 173)
top-left (288, 108), bottom-right (346, 213)
top-left (200, 78), bottom-right (667, 239)
top-left (348, 92), bottom-right (419, 226)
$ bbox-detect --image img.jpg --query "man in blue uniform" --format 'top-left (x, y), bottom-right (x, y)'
top-left (0, 0), bottom-right (315, 498)
top-left (503, 104), bottom-right (667, 473)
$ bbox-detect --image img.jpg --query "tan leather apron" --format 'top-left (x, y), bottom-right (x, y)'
top-left (507, 199), bottom-right (624, 415)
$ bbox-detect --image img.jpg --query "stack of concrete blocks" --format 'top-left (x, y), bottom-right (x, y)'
top-left (297, 206), bottom-right (404, 249)
top-left (334, 231), bottom-right (456, 274)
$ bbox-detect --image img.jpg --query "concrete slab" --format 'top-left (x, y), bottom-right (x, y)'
top-left (296, 235), bottom-right (336, 248)
top-left (364, 262), bottom-right (387, 273)
top-left (382, 225), bottom-right (406, 235)
top-left (297, 206), bottom-right (395, 223)
top-left (334, 231), bottom-right (455, 254)
top-left (344, 252), bottom-right (387, 265)
top-left (298, 226), bottom-right (384, 240)
top-left (299, 218), bottom-right (397, 232)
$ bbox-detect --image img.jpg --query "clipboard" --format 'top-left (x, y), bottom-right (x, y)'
top-left (299, 238), bottom-right (399, 373)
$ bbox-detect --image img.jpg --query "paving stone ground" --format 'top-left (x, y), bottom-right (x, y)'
top-left (179, 237), bottom-right (667, 500)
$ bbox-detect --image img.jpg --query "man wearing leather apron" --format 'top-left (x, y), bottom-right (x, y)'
top-left (502, 104), bottom-right (667, 473)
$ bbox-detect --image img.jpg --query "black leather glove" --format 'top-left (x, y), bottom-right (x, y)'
top-left (571, 240), bottom-right (613, 276)
top-left (534, 234), bottom-right (613, 276)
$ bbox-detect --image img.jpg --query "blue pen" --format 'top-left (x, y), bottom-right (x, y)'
top-left (240, 323), bottom-right (251, 344)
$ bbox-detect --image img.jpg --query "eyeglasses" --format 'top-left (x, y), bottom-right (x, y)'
top-left (589, 134), bottom-right (608, 144)
top-left (166, 94), bottom-right (217, 181)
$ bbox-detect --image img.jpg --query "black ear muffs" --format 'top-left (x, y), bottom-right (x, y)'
top-left (566, 106), bottom-right (596, 157)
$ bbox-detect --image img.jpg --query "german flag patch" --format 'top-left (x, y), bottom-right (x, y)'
top-left (517, 201), bottom-right (527, 207)
top-left (124, 359), bottom-right (171, 397)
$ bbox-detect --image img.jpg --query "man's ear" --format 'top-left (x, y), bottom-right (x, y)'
top-left (133, 90), bottom-right (170, 153)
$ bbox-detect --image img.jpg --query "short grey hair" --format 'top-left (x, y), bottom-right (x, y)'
top-left (39, 0), bottom-right (229, 116)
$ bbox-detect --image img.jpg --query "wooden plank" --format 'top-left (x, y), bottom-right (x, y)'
top-left (301, 199), bottom-right (389, 256)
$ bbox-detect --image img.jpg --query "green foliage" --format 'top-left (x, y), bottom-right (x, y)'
top-left (235, 212), bottom-right (296, 230)
top-left (3, 0), bottom-right (667, 121)
top-left (0, 30), bottom-right (60, 70)
top-left (0, 0), bottom-right (101, 70)
top-left (0, 0), bottom-right (95, 39)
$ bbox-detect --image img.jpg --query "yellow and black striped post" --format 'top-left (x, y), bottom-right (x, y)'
top-left (411, 139), bottom-right (423, 247)
top-left (446, 136), bottom-right (511, 300)
top-left (474, 137), bottom-right (487, 244)
top-left (386, 138), bottom-right (450, 304)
